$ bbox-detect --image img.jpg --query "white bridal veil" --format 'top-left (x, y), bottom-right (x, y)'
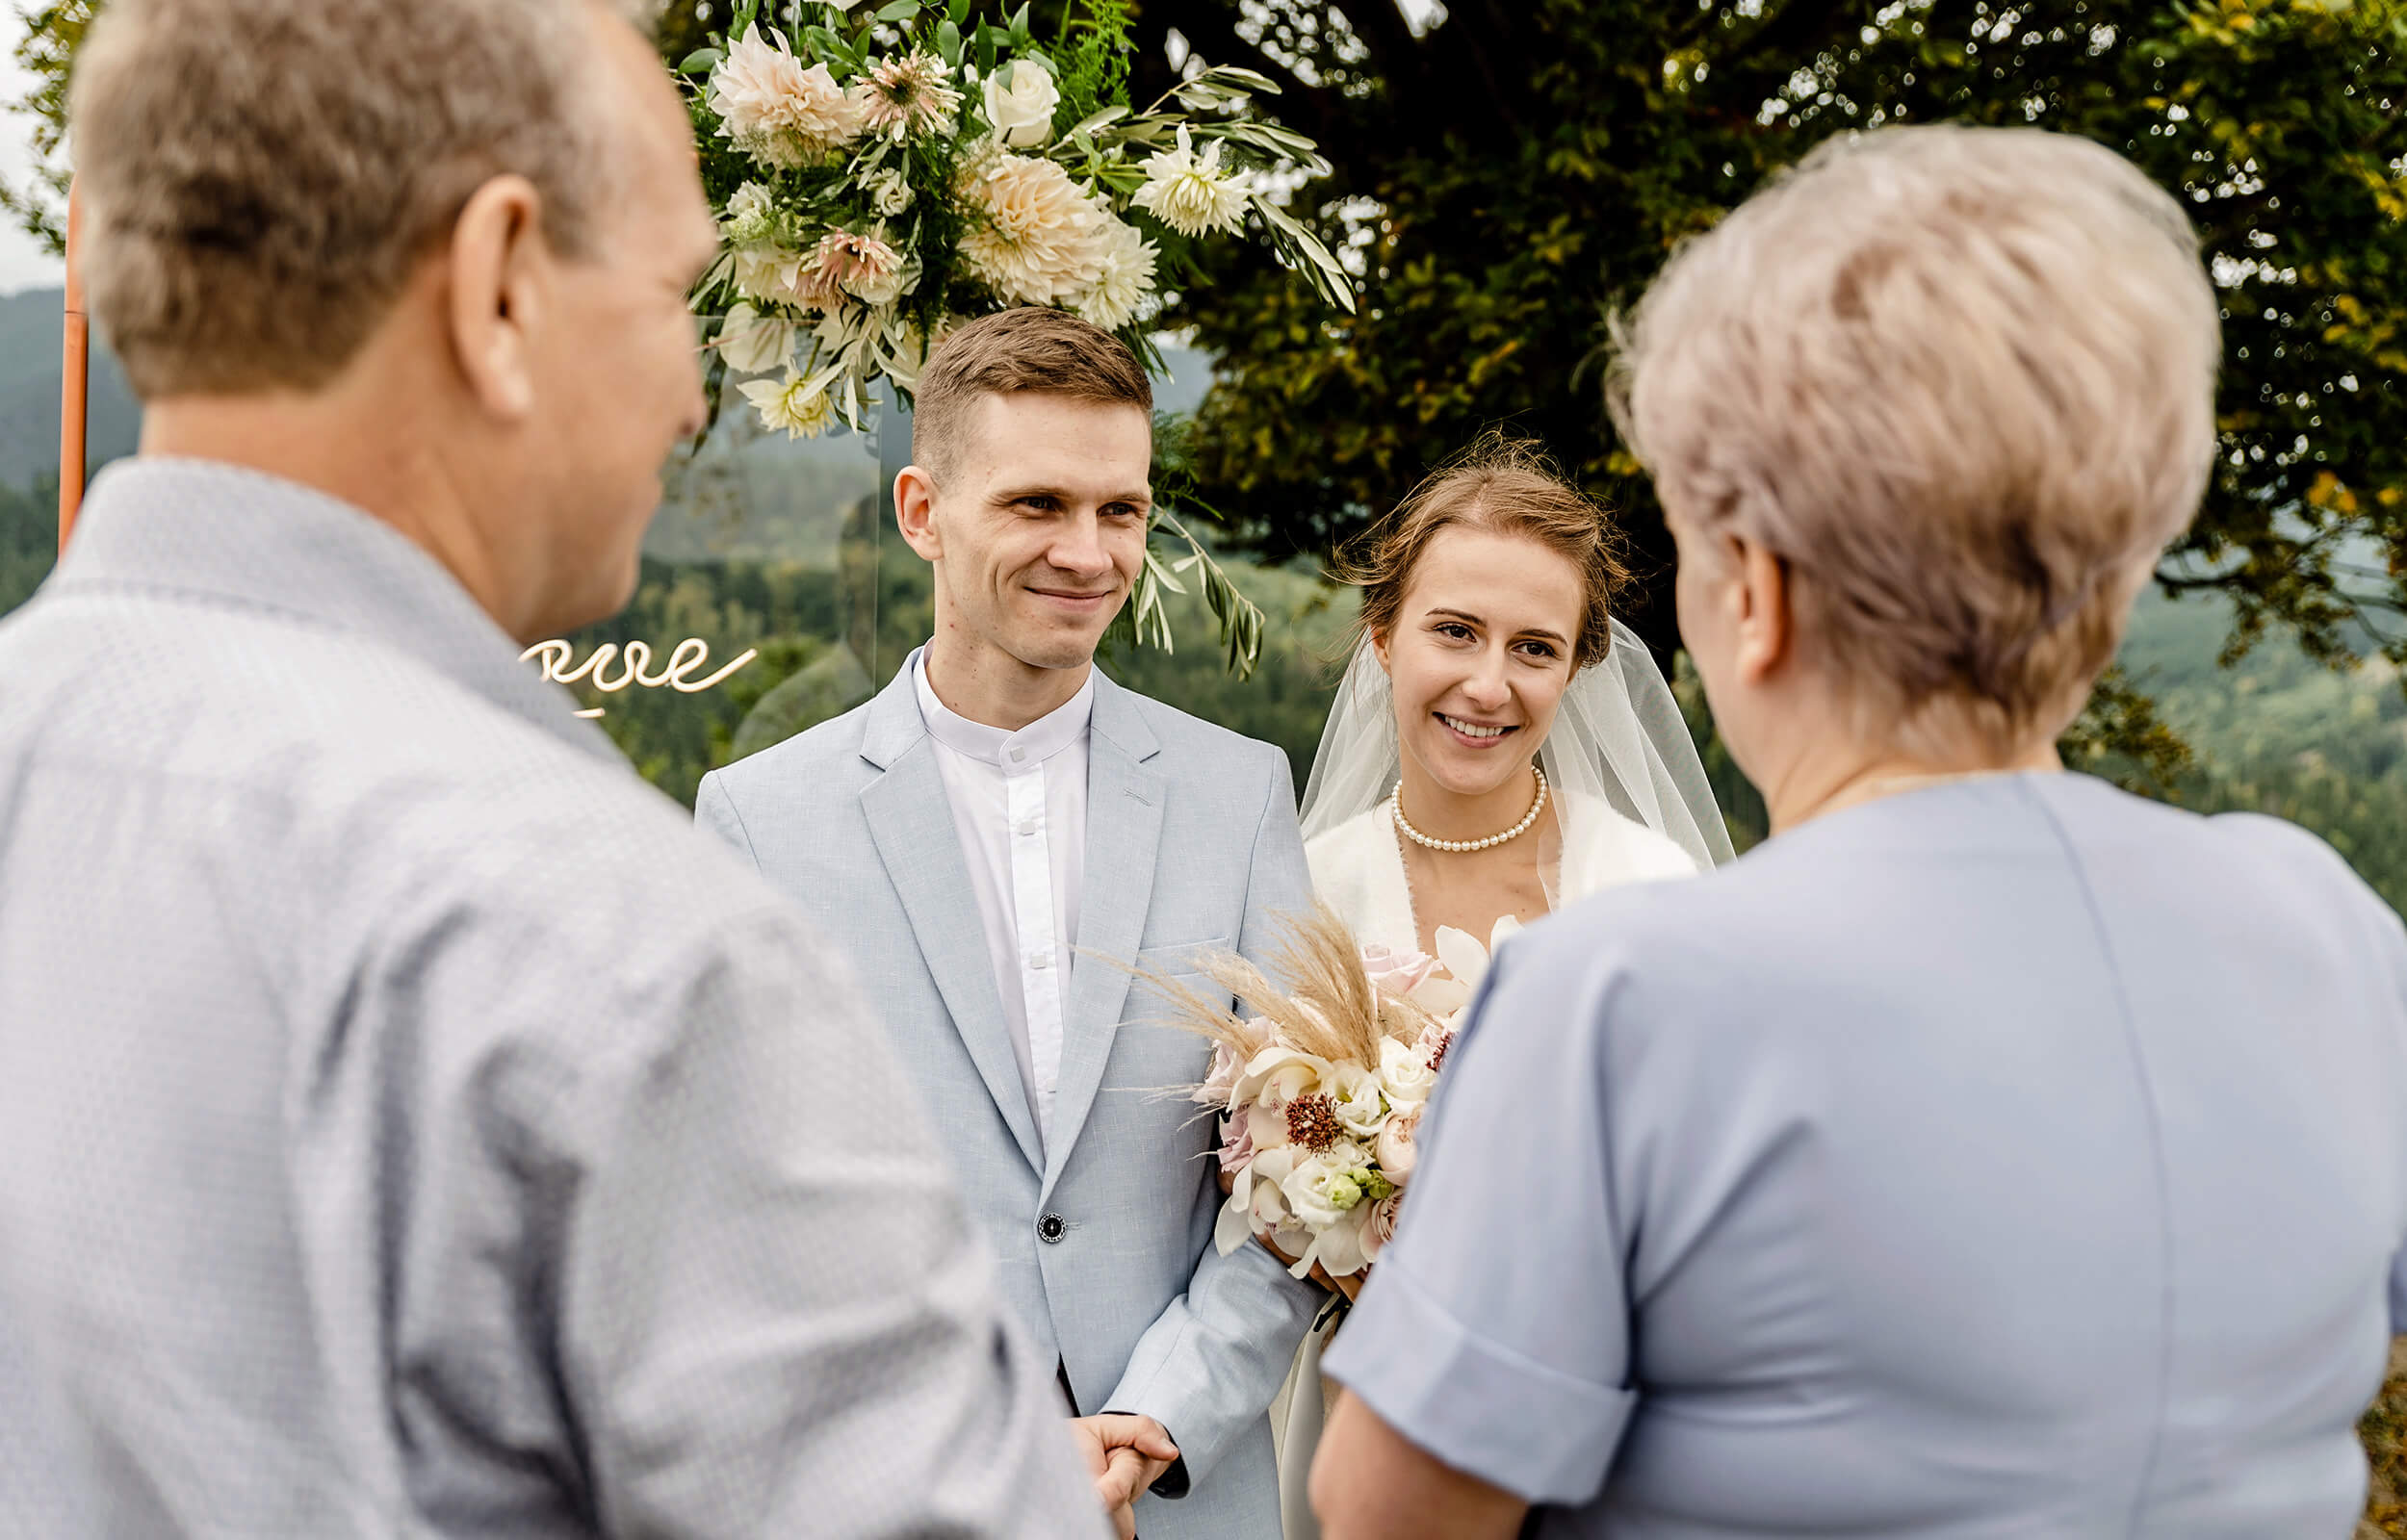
top-left (1297, 616), bottom-right (1737, 869)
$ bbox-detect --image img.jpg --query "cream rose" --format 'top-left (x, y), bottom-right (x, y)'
top-left (1279, 1142), bottom-right (1376, 1230)
top-left (1377, 1034), bottom-right (1438, 1106)
top-left (1374, 1105), bottom-right (1422, 1184)
top-left (1359, 1194), bottom-right (1403, 1264)
top-left (982, 55), bottom-right (1060, 148)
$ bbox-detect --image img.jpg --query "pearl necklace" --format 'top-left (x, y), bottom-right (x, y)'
top-left (1390, 766), bottom-right (1548, 854)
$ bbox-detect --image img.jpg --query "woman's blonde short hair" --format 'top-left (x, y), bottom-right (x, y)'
top-left (70, 0), bottom-right (656, 399)
top-left (1610, 124), bottom-right (2220, 753)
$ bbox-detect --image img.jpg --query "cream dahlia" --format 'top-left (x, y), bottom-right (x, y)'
top-left (741, 371), bottom-right (839, 440)
top-left (1075, 214), bottom-right (1160, 331)
top-left (708, 24), bottom-right (865, 167)
top-left (959, 154), bottom-right (1108, 304)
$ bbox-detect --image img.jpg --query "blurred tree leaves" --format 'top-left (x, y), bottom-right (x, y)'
top-left (1107, 0), bottom-right (2405, 680)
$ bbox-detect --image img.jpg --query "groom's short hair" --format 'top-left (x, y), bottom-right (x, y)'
top-left (912, 308), bottom-right (1152, 482)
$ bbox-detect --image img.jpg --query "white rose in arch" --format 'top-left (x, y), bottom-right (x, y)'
top-left (983, 55), bottom-right (1060, 148)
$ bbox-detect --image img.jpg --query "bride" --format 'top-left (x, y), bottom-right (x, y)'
top-left (1271, 437), bottom-right (1731, 1537)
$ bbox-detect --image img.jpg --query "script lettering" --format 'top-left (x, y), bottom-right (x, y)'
top-left (521, 637), bottom-right (760, 718)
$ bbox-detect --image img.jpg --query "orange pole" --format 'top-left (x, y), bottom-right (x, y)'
top-left (58, 177), bottom-right (87, 552)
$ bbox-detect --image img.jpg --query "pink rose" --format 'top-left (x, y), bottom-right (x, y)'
top-left (1374, 1106), bottom-right (1422, 1183)
top-left (1195, 1017), bottom-right (1275, 1107)
top-left (1361, 943), bottom-right (1437, 1000)
top-left (1359, 1194), bottom-right (1403, 1263)
top-left (1218, 1111), bottom-right (1257, 1176)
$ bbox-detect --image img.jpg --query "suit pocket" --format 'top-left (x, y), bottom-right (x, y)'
top-left (1131, 935), bottom-right (1233, 981)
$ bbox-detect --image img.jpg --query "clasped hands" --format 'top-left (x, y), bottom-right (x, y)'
top-left (1069, 1414), bottom-right (1178, 1540)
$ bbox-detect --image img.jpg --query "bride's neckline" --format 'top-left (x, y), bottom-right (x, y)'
top-left (1385, 792), bottom-right (1566, 966)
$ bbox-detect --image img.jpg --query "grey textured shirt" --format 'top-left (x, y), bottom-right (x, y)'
top-left (1329, 773), bottom-right (2407, 1538)
top-left (0, 458), bottom-right (1104, 1540)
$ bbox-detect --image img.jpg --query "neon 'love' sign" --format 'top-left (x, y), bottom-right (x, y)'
top-left (521, 637), bottom-right (759, 719)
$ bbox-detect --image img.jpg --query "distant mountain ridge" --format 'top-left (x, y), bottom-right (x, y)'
top-left (0, 285), bottom-right (142, 489)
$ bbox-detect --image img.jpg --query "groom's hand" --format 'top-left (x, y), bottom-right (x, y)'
top-left (1069, 1414), bottom-right (1178, 1536)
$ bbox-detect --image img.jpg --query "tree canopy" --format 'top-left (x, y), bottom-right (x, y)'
top-left (1104, 0), bottom-right (2406, 677)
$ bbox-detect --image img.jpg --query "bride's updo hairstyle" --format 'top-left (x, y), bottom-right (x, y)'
top-left (1337, 434), bottom-right (1632, 669)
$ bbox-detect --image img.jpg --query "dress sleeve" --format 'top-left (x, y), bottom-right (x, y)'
top-left (1320, 932), bottom-right (1640, 1506)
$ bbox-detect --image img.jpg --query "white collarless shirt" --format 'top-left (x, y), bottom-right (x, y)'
top-left (912, 649), bottom-right (1094, 1150)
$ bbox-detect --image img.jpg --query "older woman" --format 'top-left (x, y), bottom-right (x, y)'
top-left (1309, 124), bottom-right (2407, 1539)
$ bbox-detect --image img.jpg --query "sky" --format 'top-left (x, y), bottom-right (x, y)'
top-left (0, 1), bottom-right (1450, 297)
top-left (0, 48), bottom-right (59, 295)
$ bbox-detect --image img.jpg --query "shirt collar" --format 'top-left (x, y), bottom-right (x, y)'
top-left (911, 645), bottom-right (1095, 771)
top-left (51, 456), bottom-right (619, 763)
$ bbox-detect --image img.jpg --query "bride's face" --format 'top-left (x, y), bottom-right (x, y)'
top-left (1375, 525), bottom-right (1586, 802)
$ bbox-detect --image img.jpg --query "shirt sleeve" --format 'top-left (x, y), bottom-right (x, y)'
top-left (1321, 931), bottom-right (1641, 1506)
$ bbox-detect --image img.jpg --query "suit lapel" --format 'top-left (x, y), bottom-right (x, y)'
top-left (858, 670), bottom-right (1045, 1174)
top-left (1047, 679), bottom-right (1164, 1188)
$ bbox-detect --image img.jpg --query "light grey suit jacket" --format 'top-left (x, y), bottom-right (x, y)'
top-left (697, 660), bottom-right (1322, 1540)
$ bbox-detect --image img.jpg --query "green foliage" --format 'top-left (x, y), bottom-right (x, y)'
top-left (0, 1), bottom-right (88, 255)
top-left (1126, 0), bottom-right (2407, 675)
top-left (0, 475), bottom-right (58, 614)
top-left (1051, 0), bottom-right (1136, 128)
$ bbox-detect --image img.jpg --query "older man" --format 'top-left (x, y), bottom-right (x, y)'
top-left (0, 2), bottom-right (1103, 1536)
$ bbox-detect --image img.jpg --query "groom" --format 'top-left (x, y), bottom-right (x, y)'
top-left (696, 308), bottom-right (1321, 1538)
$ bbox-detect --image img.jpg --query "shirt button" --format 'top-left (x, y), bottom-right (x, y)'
top-left (1027, 951), bottom-right (1052, 970)
top-left (1008, 747), bottom-right (1026, 764)
top-left (1038, 1213), bottom-right (1067, 1244)
top-left (1016, 819), bottom-right (1038, 836)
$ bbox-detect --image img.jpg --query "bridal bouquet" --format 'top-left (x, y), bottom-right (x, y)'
top-left (1154, 908), bottom-right (1519, 1280)
top-left (680, 0), bottom-right (1352, 439)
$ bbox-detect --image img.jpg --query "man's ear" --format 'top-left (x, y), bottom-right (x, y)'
top-left (1729, 531), bottom-right (1794, 686)
top-left (893, 465), bottom-right (944, 562)
top-left (445, 173), bottom-right (550, 423)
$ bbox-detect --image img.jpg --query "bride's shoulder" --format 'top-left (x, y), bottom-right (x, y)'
top-left (1304, 805), bottom-right (1393, 884)
top-left (1561, 791), bottom-right (1703, 886)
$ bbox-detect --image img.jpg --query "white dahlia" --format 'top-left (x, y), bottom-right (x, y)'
top-left (1075, 214), bottom-right (1160, 332)
top-left (708, 24), bottom-right (865, 167)
top-left (1131, 125), bottom-right (1251, 239)
top-left (741, 370), bottom-right (840, 440)
top-left (813, 227), bottom-right (907, 304)
top-left (959, 154), bottom-right (1108, 304)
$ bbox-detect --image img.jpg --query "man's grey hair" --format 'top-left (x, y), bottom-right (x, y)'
top-left (70, 0), bottom-right (658, 399)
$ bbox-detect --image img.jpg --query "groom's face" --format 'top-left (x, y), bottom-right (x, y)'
top-left (915, 392), bottom-right (1153, 673)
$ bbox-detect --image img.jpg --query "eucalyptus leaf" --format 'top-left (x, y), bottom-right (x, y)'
top-left (677, 46), bottom-right (724, 74)
top-left (936, 17), bottom-right (962, 65)
top-left (875, 0), bottom-right (919, 22)
top-left (947, 0), bottom-right (971, 21)
top-left (1067, 105), bottom-right (1130, 139)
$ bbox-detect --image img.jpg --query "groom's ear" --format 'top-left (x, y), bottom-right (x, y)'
top-left (893, 465), bottom-right (944, 562)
